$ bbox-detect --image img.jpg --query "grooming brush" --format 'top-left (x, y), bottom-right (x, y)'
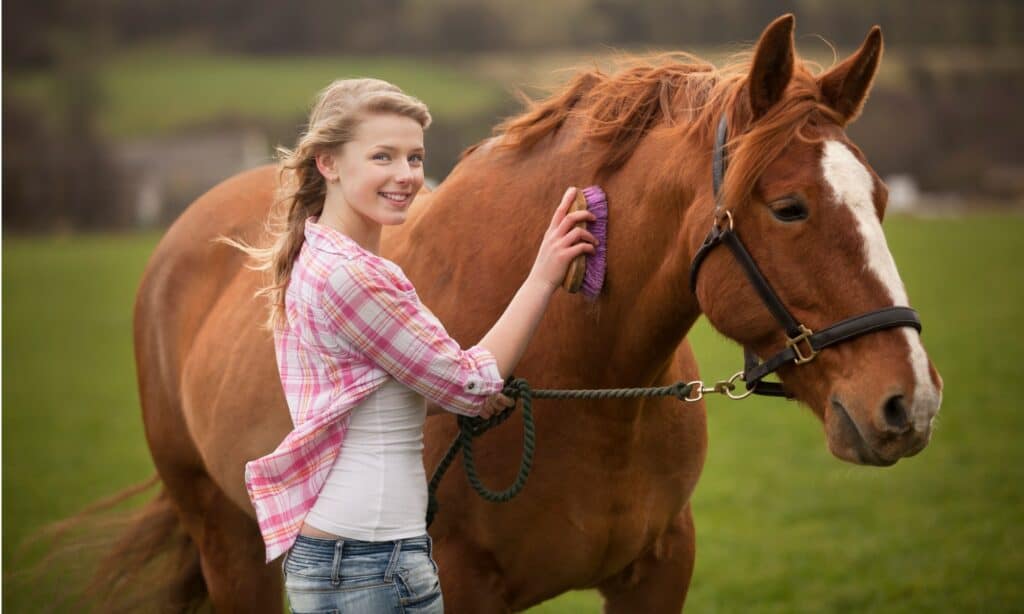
top-left (561, 185), bottom-right (608, 300)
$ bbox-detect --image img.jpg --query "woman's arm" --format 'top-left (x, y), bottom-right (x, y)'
top-left (476, 187), bottom-right (597, 378)
top-left (475, 277), bottom-right (556, 379)
top-left (427, 188), bottom-right (597, 416)
top-left (427, 391), bottom-right (515, 417)
top-left (325, 187), bottom-right (597, 417)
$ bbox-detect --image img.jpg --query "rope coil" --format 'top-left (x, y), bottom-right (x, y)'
top-left (426, 377), bottom-right (695, 527)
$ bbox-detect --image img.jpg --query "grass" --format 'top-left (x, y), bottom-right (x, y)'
top-left (4, 214), bottom-right (1023, 612)
top-left (7, 46), bottom-right (507, 139)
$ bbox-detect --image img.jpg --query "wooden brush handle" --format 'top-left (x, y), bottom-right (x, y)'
top-left (561, 190), bottom-right (589, 293)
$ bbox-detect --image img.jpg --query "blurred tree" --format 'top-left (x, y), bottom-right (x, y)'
top-left (434, 2), bottom-right (508, 52)
top-left (4, 9), bottom-right (126, 231)
top-left (593, 0), bottom-right (652, 44)
top-left (3, 0), bottom-right (64, 70)
top-left (7, 0), bottom-right (1023, 68)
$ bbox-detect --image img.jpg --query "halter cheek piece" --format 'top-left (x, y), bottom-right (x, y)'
top-left (688, 116), bottom-right (923, 397)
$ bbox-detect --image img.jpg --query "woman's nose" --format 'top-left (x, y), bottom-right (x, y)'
top-left (394, 163), bottom-right (413, 184)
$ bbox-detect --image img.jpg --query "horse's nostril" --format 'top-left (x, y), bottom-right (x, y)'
top-left (882, 394), bottom-right (909, 432)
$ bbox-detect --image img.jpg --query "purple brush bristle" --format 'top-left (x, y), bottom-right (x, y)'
top-left (581, 185), bottom-right (608, 300)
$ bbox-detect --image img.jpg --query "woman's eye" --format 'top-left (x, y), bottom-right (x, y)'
top-left (372, 153), bottom-right (390, 161)
top-left (410, 154), bottom-right (424, 165)
top-left (770, 198), bottom-right (809, 222)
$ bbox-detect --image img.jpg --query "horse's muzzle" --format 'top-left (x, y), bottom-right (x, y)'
top-left (827, 396), bottom-right (931, 466)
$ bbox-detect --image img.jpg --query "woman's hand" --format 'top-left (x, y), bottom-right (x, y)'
top-left (527, 187), bottom-right (599, 291)
top-left (474, 187), bottom-right (598, 381)
top-left (479, 392), bottom-right (516, 419)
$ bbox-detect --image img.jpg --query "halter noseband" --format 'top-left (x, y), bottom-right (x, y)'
top-left (688, 116), bottom-right (922, 397)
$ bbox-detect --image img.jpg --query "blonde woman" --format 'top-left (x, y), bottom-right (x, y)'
top-left (225, 78), bottom-right (598, 612)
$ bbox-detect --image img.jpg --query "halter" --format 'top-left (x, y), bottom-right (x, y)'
top-left (688, 116), bottom-right (923, 397)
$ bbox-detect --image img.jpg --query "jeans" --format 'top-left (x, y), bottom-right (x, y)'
top-left (283, 533), bottom-right (444, 613)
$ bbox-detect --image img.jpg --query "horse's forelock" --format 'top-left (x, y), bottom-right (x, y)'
top-left (716, 64), bottom-right (844, 212)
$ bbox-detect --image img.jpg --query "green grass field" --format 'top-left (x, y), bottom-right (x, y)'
top-left (4, 214), bottom-right (1023, 612)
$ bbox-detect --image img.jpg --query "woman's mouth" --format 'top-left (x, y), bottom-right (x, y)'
top-left (379, 191), bottom-right (411, 207)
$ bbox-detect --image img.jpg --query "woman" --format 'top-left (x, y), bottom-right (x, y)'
top-left (224, 78), bottom-right (598, 612)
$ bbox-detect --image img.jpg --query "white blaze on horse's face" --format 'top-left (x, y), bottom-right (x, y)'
top-left (820, 140), bottom-right (942, 432)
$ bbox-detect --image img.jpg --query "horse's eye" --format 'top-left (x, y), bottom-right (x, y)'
top-left (770, 198), bottom-right (809, 222)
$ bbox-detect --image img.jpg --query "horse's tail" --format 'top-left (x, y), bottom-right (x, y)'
top-left (18, 475), bottom-right (208, 613)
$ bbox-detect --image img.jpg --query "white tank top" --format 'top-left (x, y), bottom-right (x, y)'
top-left (304, 376), bottom-right (428, 541)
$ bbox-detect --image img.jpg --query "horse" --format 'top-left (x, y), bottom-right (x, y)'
top-left (84, 14), bottom-right (942, 613)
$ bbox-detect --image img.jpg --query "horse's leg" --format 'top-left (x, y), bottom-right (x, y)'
top-left (596, 503), bottom-right (696, 614)
top-left (141, 363), bottom-right (278, 612)
top-left (433, 536), bottom-right (512, 613)
top-left (194, 488), bottom-right (281, 614)
top-left (161, 469), bottom-right (281, 614)
top-left (152, 409), bottom-right (279, 612)
top-left (149, 411), bottom-right (276, 612)
top-left (163, 276), bottom-right (296, 612)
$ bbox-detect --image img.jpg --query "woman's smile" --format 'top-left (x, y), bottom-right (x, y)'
top-left (379, 191), bottom-right (412, 207)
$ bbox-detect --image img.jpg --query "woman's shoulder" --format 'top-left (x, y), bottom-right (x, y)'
top-left (323, 253), bottom-right (416, 298)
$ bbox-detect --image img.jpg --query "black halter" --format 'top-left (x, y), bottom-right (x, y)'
top-left (688, 116), bottom-right (922, 397)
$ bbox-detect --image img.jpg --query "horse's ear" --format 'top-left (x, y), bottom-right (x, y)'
top-left (817, 26), bottom-right (883, 124)
top-left (748, 14), bottom-right (796, 121)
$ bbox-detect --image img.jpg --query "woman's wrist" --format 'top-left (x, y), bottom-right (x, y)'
top-left (524, 270), bottom-right (559, 296)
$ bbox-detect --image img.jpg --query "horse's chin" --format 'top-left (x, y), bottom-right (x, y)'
top-left (823, 397), bottom-right (929, 467)
top-left (827, 434), bottom-right (899, 467)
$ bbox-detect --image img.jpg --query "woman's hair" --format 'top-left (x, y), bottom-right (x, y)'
top-left (217, 78), bottom-right (431, 331)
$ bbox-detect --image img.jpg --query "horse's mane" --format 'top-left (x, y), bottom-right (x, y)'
top-left (478, 50), bottom-right (845, 206)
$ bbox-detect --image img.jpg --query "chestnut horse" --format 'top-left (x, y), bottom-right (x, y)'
top-left (103, 14), bottom-right (942, 613)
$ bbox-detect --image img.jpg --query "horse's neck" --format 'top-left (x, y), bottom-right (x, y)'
top-left (585, 130), bottom-right (709, 384)
top-left (388, 128), bottom-right (709, 394)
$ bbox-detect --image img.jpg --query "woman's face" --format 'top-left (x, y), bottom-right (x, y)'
top-left (323, 113), bottom-right (425, 227)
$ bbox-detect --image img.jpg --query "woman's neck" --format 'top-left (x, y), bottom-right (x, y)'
top-left (318, 197), bottom-right (382, 255)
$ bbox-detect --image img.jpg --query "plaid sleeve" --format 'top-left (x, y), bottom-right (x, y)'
top-left (321, 261), bottom-right (505, 416)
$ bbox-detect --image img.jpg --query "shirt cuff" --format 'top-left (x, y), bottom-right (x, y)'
top-left (463, 346), bottom-right (505, 395)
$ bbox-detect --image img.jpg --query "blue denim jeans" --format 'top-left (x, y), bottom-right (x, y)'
top-left (283, 534), bottom-right (444, 613)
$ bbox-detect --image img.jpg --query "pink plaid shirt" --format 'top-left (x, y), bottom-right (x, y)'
top-left (245, 216), bottom-right (504, 562)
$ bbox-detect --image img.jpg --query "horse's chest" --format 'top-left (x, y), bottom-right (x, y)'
top-left (582, 434), bottom-right (701, 578)
top-left (604, 472), bottom-right (686, 550)
top-left (538, 463), bottom-right (688, 587)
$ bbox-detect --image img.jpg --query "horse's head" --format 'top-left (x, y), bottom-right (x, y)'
top-left (690, 15), bottom-right (942, 466)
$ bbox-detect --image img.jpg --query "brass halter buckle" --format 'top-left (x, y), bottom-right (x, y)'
top-left (786, 325), bottom-right (817, 364)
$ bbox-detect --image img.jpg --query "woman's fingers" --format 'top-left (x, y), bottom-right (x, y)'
top-left (559, 227), bottom-right (598, 248)
top-left (556, 208), bottom-right (596, 235)
top-left (479, 393), bottom-right (517, 419)
top-left (550, 187), bottom-right (578, 229)
top-left (489, 394), bottom-right (515, 409)
top-left (568, 241), bottom-right (597, 258)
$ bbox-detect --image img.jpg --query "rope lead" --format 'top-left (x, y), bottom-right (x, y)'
top-left (426, 377), bottom-right (694, 527)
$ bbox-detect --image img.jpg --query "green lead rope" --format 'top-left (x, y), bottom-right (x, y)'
top-left (425, 376), bottom-right (696, 527)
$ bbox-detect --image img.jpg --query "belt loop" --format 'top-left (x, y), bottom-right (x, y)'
top-left (331, 539), bottom-right (345, 587)
top-left (384, 539), bottom-right (402, 581)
